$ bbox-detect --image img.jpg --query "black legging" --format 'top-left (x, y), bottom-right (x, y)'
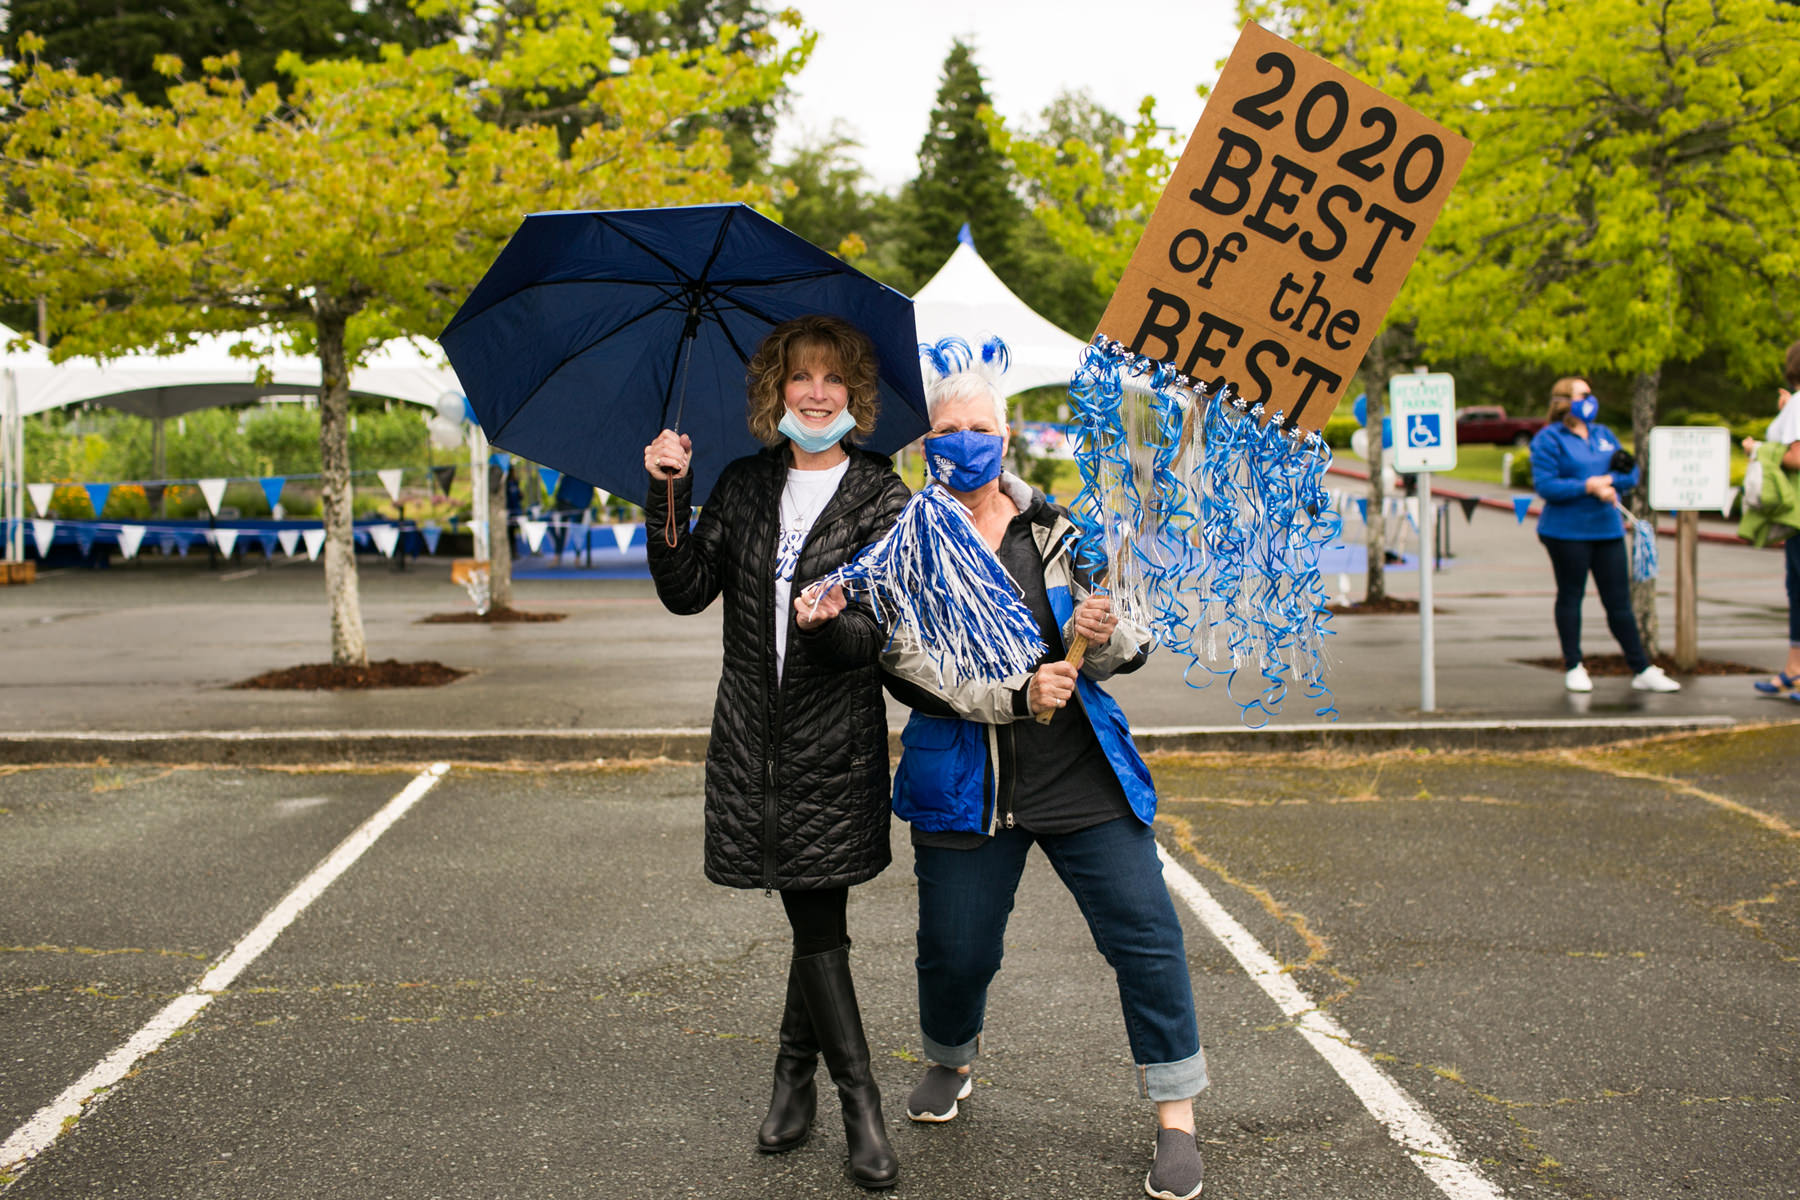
top-left (780, 888), bottom-right (849, 957)
top-left (1539, 534), bottom-right (1650, 673)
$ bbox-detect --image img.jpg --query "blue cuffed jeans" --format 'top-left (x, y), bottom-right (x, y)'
top-left (1786, 536), bottom-right (1799, 646)
top-left (912, 817), bottom-right (1208, 1102)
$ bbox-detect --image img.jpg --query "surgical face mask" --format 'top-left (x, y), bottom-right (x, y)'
top-left (1571, 395), bottom-right (1599, 423)
top-left (924, 430), bottom-right (1005, 491)
top-left (778, 407), bottom-right (856, 454)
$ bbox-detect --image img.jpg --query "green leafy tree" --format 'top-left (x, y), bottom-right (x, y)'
top-left (0, 0), bottom-right (804, 664)
top-left (610, 0), bottom-right (791, 177)
top-left (992, 93), bottom-right (1184, 299)
top-left (899, 39), bottom-right (1027, 289)
top-left (0, 0), bottom-right (458, 100)
top-left (1258, 0), bottom-right (1800, 650)
top-left (991, 88), bottom-right (1156, 336)
top-left (771, 123), bottom-right (882, 259)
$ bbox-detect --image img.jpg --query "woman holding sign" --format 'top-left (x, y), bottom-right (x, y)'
top-left (869, 347), bottom-right (1209, 1200)
top-left (643, 314), bottom-right (910, 1189)
top-left (1529, 377), bottom-right (1680, 694)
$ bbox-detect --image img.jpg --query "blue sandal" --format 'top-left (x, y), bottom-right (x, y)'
top-left (1753, 671), bottom-right (1799, 695)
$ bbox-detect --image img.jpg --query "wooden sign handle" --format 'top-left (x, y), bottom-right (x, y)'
top-left (1032, 632), bottom-right (1089, 725)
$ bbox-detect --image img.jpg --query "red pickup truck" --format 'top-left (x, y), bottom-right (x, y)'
top-left (1454, 405), bottom-right (1548, 447)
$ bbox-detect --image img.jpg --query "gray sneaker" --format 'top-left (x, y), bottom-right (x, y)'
top-left (905, 1065), bottom-right (972, 1123)
top-left (1145, 1127), bottom-right (1204, 1199)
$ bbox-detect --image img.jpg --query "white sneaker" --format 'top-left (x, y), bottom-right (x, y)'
top-left (1632, 665), bottom-right (1681, 692)
top-left (1564, 665), bottom-right (1593, 693)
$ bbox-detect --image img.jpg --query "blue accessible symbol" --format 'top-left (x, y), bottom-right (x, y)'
top-left (1407, 414), bottom-right (1441, 448)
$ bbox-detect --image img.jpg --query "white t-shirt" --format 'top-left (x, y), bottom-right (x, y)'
top-left (774, 459), bottom-right (849, 682)
top-left (1768, 395), bottom-right (1800, 446)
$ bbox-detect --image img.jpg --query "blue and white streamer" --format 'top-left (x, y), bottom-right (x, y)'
top-left (1615, 502), bottom-right (1659, 582)
top-left (810, 483), bottom-right (1045, 686)
top-left (1066, 337), bottom-right (1339, 724)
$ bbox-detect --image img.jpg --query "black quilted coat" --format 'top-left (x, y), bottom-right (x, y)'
top-left (646, 446), bottom-right (911, 891)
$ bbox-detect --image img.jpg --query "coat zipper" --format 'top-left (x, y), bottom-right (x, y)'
top-left (996, 516), bottom-right (1074, 834)
top-left (761, 461), bottom-right (785, 893)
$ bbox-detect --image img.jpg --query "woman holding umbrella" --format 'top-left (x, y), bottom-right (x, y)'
top-left (643, 314), bottom-right (910, 1189)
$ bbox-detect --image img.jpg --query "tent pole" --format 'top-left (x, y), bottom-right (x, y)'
top-left (4, 370), bottom-right (18, 563)
top-left (151, 417), bottom-right (167, 517)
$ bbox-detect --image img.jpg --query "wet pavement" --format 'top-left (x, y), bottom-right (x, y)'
top-left (0, 492), bottom-right (1795, 746)
top-left (2, 728), bottom-right (1796, 1199)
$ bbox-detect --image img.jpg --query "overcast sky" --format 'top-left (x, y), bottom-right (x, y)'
top-left (772, 1), bottom-right (1246, 190)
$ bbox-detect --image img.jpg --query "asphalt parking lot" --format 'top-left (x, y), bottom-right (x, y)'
top-left (3, 726), bottom-right (1795, 1199)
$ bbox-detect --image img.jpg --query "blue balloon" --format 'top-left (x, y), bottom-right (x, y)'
top-left (1353, 393), bottom-right (1368, 427)
top-left (1380, 417), bottom-right (1393, 450)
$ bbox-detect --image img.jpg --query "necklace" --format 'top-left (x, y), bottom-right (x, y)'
top-left (782, 476), bottom-right (835, 530)
top-left (777, 470), bottom-right (840, 581)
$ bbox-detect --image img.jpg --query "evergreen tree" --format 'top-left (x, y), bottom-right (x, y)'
top-left (899, 39), bottom-right (1025, 287)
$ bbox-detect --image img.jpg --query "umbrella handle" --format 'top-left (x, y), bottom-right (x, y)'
top-left (1032, 633), bottom-right (1089, 726)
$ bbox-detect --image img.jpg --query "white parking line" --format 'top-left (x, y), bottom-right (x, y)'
top-left (1158, 844), bottom-right (1507, 1200)
top-left (0, 763), bottom-right (450, 1181)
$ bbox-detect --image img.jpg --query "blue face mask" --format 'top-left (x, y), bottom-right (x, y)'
top-left (924, 430), bottom-right (1005, 491)
top-left (778, 407), bottom-right (856, 454)
top-left (1571, 395), bottom-right (1599, 423)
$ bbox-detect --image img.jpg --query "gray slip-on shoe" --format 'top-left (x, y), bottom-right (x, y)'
top-left (905, 1065), bottom-right (973, 1123)
top-left (1144, 1127), bottom-right (1204, 1199)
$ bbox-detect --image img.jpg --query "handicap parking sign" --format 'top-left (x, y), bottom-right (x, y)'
top-left (1389, 374), bottom-right (1457, 473)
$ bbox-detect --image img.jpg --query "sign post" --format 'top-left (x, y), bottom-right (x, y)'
top-left (1390, 372), bottom-right (1458, 712)
top-left (1646, 425), bottom-right (1730, 672)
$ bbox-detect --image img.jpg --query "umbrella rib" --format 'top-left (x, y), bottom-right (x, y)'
top-left (697, 291), bottom-right (755, 365)
top-left (693, 207), bottom-right (739, 291)
top-left (654, 207), bottom-right (741, 430)
top-left (709, 269), bottom-right (844, 287)
top-left (592, 211), bottom-right (699, 287)
top-left (488, 297), bottom-right (688, 446)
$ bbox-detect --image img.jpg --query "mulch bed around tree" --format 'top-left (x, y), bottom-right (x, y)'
top-left (231, 660), bottom-right (469, 690)
top-left (1326, 597), bottom-right (1446, 615)
top-left (1517, 653), bottom-right (1768, 677)
top-left (417, 607), bottom-right (567, 624)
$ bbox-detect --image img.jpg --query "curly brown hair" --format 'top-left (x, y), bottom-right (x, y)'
top-left (744, 315), bottom-right (882, 446)
top-left (1784, 339), bottom-right (1800, 389)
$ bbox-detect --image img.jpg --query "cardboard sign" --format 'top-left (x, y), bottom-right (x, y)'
top-left (1096, 22), bottom-right (1472, 431)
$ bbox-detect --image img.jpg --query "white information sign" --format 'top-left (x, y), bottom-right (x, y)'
top-left (1647, 425), bottom-right (1730, 511)
top-left (1389, 373), bottom-right (1458, 474)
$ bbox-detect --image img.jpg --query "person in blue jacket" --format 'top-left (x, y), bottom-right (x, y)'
top-left (1530, 377), bottom-right (1680, 693)
top-left (874, 354), bottom-right (1208, 1200)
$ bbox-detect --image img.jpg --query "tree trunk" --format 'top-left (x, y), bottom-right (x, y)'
top-left (315, 303), bottom-right (369, 667)
top-left (151, 417), bottom-right (166, 517)
top-left (1627, 366), bottom-right (1661, 659)
top-left (1362, 332), bottom-right (1394, 603)
top-left (487, 461), bottom-right (513, 611)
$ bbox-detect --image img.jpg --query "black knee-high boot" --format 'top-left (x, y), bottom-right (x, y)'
top-left (792, 946), bottom-right (899, 1190)
top-left (757, 961), bottom-right (817, 1152)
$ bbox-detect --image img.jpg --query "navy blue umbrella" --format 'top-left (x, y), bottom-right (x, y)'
top-left (438, 204), bottom-right (930, 504)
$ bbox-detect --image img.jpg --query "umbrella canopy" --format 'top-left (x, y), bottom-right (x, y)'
top-left (439, 204), bottom-right (929, 503)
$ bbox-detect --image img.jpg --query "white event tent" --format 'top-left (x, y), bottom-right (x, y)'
top-left (0, 326), bottom-right (463, 561)
top-left (911, 239), bottom-right (1093, 397)
top-left (2, 327), bottom-right (460, 418)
